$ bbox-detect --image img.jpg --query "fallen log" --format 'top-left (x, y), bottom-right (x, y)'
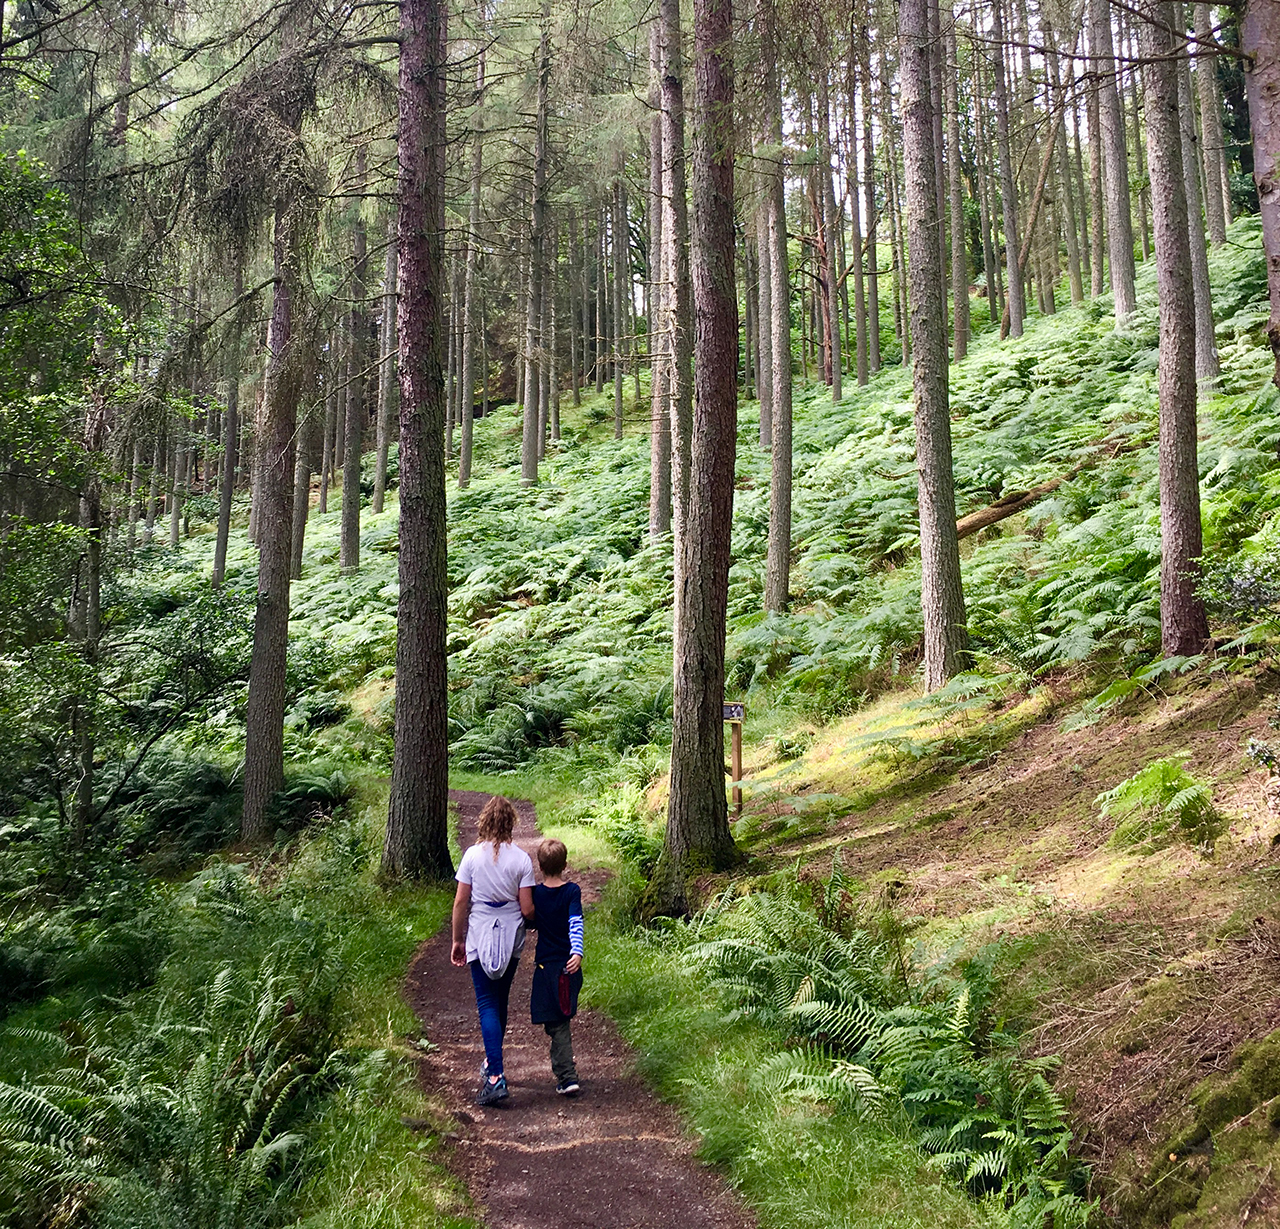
top-left (954, 474), bottom-right (1069, 539)
top-left (954, 437), bottom-right (1132, 540)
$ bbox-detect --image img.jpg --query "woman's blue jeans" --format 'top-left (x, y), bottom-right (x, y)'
top-left (469, 958), bottom-right (519, 1077)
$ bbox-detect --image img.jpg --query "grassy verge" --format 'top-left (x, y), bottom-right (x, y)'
top-left (581, 883), bottom-right (993, 1229)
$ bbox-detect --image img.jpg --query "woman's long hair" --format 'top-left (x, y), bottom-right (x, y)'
top-left (477, 796), bottom-right (518, 860)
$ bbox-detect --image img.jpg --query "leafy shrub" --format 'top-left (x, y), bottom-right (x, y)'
top-left (1096, 755), bottom-right (1222, 851)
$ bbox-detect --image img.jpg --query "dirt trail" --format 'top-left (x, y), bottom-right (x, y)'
top-left (404, 790), bottom-right (754, 1229)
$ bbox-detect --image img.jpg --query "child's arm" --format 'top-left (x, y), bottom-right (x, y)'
top-left (565, 893), bottom-right (583, 974)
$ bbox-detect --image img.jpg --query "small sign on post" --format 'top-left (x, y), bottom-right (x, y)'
top-left (723, 702), bottom-right (744, 815)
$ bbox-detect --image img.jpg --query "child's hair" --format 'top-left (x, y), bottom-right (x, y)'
top-left (477, 796), bottom-right (518, 860)
top-left (536, 838), bottom-right (567, 877)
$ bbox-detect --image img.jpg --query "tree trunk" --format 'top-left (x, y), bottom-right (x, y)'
top-left (662, 0), bottom-right (739, 915)
top-left (290, 408), bottom-right (312, 580)
top-left (373, 228), bottom-right (398, 512)
top-left (1092, 0), bottom-right (1138, 321)
top-left (1194, 2), bottom-right (1229, 245)
top-left (168, 422), bottom-right (186, 548)
top-left (819, 73), bottom-right (842, 400)
top-left (1243, 0), bottom-right (1280, 385)
top-left (1128, 20), bottom-right (1152, 263)
top-left (861, 8), bottom-right (881, 372)
top-left (145, 435), bottom-right (161, 542)
top-left (649, 21), bottom-right (672, 540)
top-left (762, 0), bottom-right (791, 613)
top-left (662, 0), bottom-right (694, 588)
top-left (521, 2), bottom-right (551, 486)
top-left (1088, 49), bottom-right (1107, 298)
top-left (754, 197), bottom-right (774, 443)
top-left (613, 179), bottom-right (625, 437)
top-left (992, 0), bottom-right (1025, 338)
top-left (241, 208), bottom-right (301, 841)
top-left (72, 477), bottom-right (102, 847)
top-left (458, 0), bottom-right (485, 489)
top-left (1143, 0), bottom-right (1211, 657)
top-left (975, 48), bottom-right (1002, 321)
top-left (538, 247), bottom-right (551, 458)
top-left (845, 30), bottom-right (868, 386)
top-left (1044, 15), bottom-right (1084, 306)
top-left (319, 353), bottom-right (335, 514)
top-left (383, 0), bottom-right (452, 881)
top-left (944, 9), bottom-right (968, 359)
top-left (341, 150), bottom-right (368, 571)
top-left (212, 269), bottom-right (243, 586)
top-left (901, 0), bottom-right (968, 691)
top-left (126, 437), bottom-right (142, 551)
top-left (1175, 4), bottom-right (1220, 385)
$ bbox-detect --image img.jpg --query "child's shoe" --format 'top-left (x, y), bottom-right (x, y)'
top-left (476, 1074), bottom-right (508, 1106)
top-left (555, 1077), bottom-right (580, 1096)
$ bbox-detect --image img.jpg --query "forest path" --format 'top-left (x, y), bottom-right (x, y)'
top-left (404, 790), bottom-right (754, 1229)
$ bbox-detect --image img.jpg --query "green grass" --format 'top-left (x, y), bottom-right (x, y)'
top-left (583, 889), bottom-right (994, 1229)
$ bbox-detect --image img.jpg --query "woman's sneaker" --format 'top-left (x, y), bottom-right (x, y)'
top-left (476, 1074), bottom-right (508, 1107)
top-left (556, 1077), bottom-right (580, 1096)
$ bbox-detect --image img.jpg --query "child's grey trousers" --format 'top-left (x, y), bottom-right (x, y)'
top-left (543, 1020), bottom-right (576, 1081)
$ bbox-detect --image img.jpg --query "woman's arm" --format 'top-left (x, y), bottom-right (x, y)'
top-left (519, 885), bottom-right (535, 923)
top-left (450, 882), bottom-right (472, 967)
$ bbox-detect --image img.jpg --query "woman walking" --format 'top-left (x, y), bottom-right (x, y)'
top-left (450, 795), bottom-right (536, 1106)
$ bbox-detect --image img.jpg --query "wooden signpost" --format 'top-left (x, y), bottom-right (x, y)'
top-left (723, 702), bottom-right (744, 814)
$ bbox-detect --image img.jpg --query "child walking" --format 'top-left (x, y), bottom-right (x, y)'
top-left (529, 838), bottom-right (583, 1095)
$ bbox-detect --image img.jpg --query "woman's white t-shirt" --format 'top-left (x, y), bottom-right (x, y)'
top-left (456, 841), bottom-right (535, 964)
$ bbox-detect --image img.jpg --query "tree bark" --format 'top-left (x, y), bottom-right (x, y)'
top-left (861, 7), bottom-right (881, 372)
top-left (649, 21), bottom-right (672, 540)
top-left (819, 73), bottom-right (842, 400)
top-left (662, 0), bottom-right (739, 915)
top-left (1194, 2), bottom-right (1229, 245)
top-left (1243, 0), bottom-right (1280, 385)
top-left (213, 268), bottom-right (243, 586)
top-left (1088, 45), bottom-right (1107, 298)
top-left (754, 195), bottom-right (774, 444)
top-left (1092, 0), bottom-right (1138, 322)
top-left (568, 208), bottom-right (582, 406)
top-left (662, 0), bottom-right (694, 591)
top-left (613, 179), bottom-right (626, 437)
top-left (944, 9), bottom-right (968, 360)
top-left (384, 0), bottom-right (452, 881)
top-left (1143, 0), bottom-right (1211, 657)
top-left (761, 0), bottom-right (792, 613)
top-left (168, 421), bottom-right (186, 548)
top-left (241, 208), bottom-right (301, 841)
top-left (290, 407), bottom-right (312, 580)
top-left (1044, 13), bottom-right (1084, 306)
top-left (458, 0), bottom-right (485, 489)
top-left (1175, 3), bottom-right (1220, 385)
top-left (341, 148), bottom-right (368, 571)
top-left (521, 1), bottom-right (551, 486)
top-left (901, 0), bottom-right (968, 691)
top-left (373, 228), bottom-right (398, 512)
top-left (992, 0), bottom-right (1025, 338)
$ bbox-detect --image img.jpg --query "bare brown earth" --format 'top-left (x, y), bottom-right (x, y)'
top-left (404, 790), bottom-right (754, 1229)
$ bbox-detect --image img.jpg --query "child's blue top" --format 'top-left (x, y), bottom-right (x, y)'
top-left (531, 882), bottom-right (584, 964)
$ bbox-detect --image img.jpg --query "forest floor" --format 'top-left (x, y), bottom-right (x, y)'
top-left (404, 790), bottom-right (754, 1229)
top-left (706, 668), bottom-right (1280, 1227)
